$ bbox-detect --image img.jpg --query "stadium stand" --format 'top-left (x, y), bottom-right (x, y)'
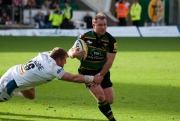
top-left (0, 0), bottom-right (180, 30)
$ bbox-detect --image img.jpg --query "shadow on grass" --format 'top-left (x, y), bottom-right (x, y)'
top-left (0, 112), bottom-right (106, 121)
top-left (0, 82), bottom-right (180, 120)
top-left (0, 37), bottom-right (180, 52)
top-left (113, 82), bottom-right (180, 114)
top-left (34, 81), bottom-right (180, 115)
top-left (0, 118), bottom-right (29, 121)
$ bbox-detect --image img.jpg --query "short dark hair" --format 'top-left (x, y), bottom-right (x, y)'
top-left (50, 47), bottom-right (67, 60)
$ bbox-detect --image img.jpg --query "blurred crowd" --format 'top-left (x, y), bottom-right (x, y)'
top-left (0, 0), bottom-right (143, 28)
top-left (33, 1), bottom-right (73, 29)
top-left (115, 0), bottom-right (142, 27)
top-left (0, 0), bottom-right (73, 29)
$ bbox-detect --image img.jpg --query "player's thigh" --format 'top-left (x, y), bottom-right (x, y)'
top-left (89, 84), bottom-right (106, 102)
top-left (0, 68), bottom-right (15, 102)
top-left (20, 87), bottom-right (36, 99)
top-left (103, 87), bottom-right (114, 104)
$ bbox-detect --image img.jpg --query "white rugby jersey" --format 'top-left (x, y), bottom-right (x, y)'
top-left (11, 52), bottom-right (66, 88)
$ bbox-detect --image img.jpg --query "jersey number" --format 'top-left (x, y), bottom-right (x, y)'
top-left (24, 61), bottom-right (35, 70)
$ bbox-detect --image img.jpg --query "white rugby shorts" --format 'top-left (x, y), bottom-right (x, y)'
top-left (0, 68), bottom-right (32, 102)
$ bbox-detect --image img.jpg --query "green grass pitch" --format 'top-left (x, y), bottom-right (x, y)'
top-left (0, 36), bottom-right (180, 121)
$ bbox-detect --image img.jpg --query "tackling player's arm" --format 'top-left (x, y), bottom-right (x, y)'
top-left (60, 72), bottom-right (103, 84)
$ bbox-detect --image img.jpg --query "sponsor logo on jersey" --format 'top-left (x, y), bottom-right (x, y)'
top-left (86, 40), bottom-right (93, 45)
top-left (103, 43), bottom-right (108, 47)
top-left (57, 69), bottom-right (61, 74)
top-left (113, 43), bottom-right (117, 52)
top-left (91, 49), bottom-right (101, 56)
top-left (102, 42), bottom-right (109, 50)
top-left (57, 68), bottom-right (64, 74)
top-left (34, 61), bottom-right (44, 71)
top-left (87, 49), bottom-right (104, 60)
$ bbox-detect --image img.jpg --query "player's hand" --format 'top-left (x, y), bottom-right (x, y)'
top-left (73, 48), bottom-right (85, 59)
top-left (93, 75), bottom-right (103, 84)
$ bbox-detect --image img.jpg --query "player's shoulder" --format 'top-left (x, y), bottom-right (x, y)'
top-left (37, 52), bottom-right (49, 60)
top-left (78, 30), bottom-right (92, 39)
top-left (36, 52), bottom-right (55, 66)
top-left (105, 32), bottom-right (116, 42)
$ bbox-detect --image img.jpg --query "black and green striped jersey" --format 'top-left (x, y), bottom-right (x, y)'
top-left (78, 30), bottom-right (117, 70)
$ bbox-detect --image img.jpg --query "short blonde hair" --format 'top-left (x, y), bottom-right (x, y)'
top-left (92, 13), bottom-right (107, 24)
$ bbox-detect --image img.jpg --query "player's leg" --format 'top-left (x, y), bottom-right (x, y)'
top-left (0, 80), bottom-right (13, 102)
top-left (0, 68), bottom-right (17, 102)
top-left (103, 87), bottom-right (114, 104)
top-left (20, 87), bottom-right (36, 99)
top-left (89, 84), bottom-right (106, 101)
top-left (98, 71), bottom-right (116, 121)
top-left (89, 85), bottom-right (116, 121)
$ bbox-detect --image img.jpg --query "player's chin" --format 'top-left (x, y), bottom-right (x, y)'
top-left (100, 32), bottom-right (106, 36)
top-left (99, 31), bottom-right (106, 35)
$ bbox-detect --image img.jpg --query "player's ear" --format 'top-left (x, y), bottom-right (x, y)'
top-left (56, 58), bottom-right (61, 63)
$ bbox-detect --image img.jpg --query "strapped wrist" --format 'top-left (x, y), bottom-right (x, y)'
top-left (84, 75), bottom-right (94, 83)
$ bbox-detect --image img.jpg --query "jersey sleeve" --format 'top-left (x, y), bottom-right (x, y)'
top-left (108, 34), bottom-right (117, 53)
top-left (78, 32), bottom-right (89, 40)
top-left (52, 65), bottom-right (66, 80)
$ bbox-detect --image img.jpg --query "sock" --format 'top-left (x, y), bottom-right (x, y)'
top-left (98, 100), bottom-right (116, 121)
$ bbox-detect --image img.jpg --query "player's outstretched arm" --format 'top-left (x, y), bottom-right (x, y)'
top-left (60, 72), bottom-right (103, 84)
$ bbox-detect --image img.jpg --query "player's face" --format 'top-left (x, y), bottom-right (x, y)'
top-left (93, 18), bottom-right (107, 37)
top-left (56, 56), bottom-right (67, 68)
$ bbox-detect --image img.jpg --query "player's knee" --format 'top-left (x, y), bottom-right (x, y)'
top-left (106, 96), bottom-right (114, 104)
top-left (21, 88), bottom-right (36, 100)
top-left (107, 99), bottom-right (114, 104)
top-left (22, 92), bottom-right (36, 100)
top-left (28, 97), bottom-right (35, 100)
top-left (96, 94), bottom-right (106, 102)
top-left (0, 93), bottom-right (12, 102)
top-left (25, 95), bottom-right (35, 100)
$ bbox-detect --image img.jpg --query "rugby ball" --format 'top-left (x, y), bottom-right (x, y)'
top-left (73, 39), bottom-right (88, 60)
